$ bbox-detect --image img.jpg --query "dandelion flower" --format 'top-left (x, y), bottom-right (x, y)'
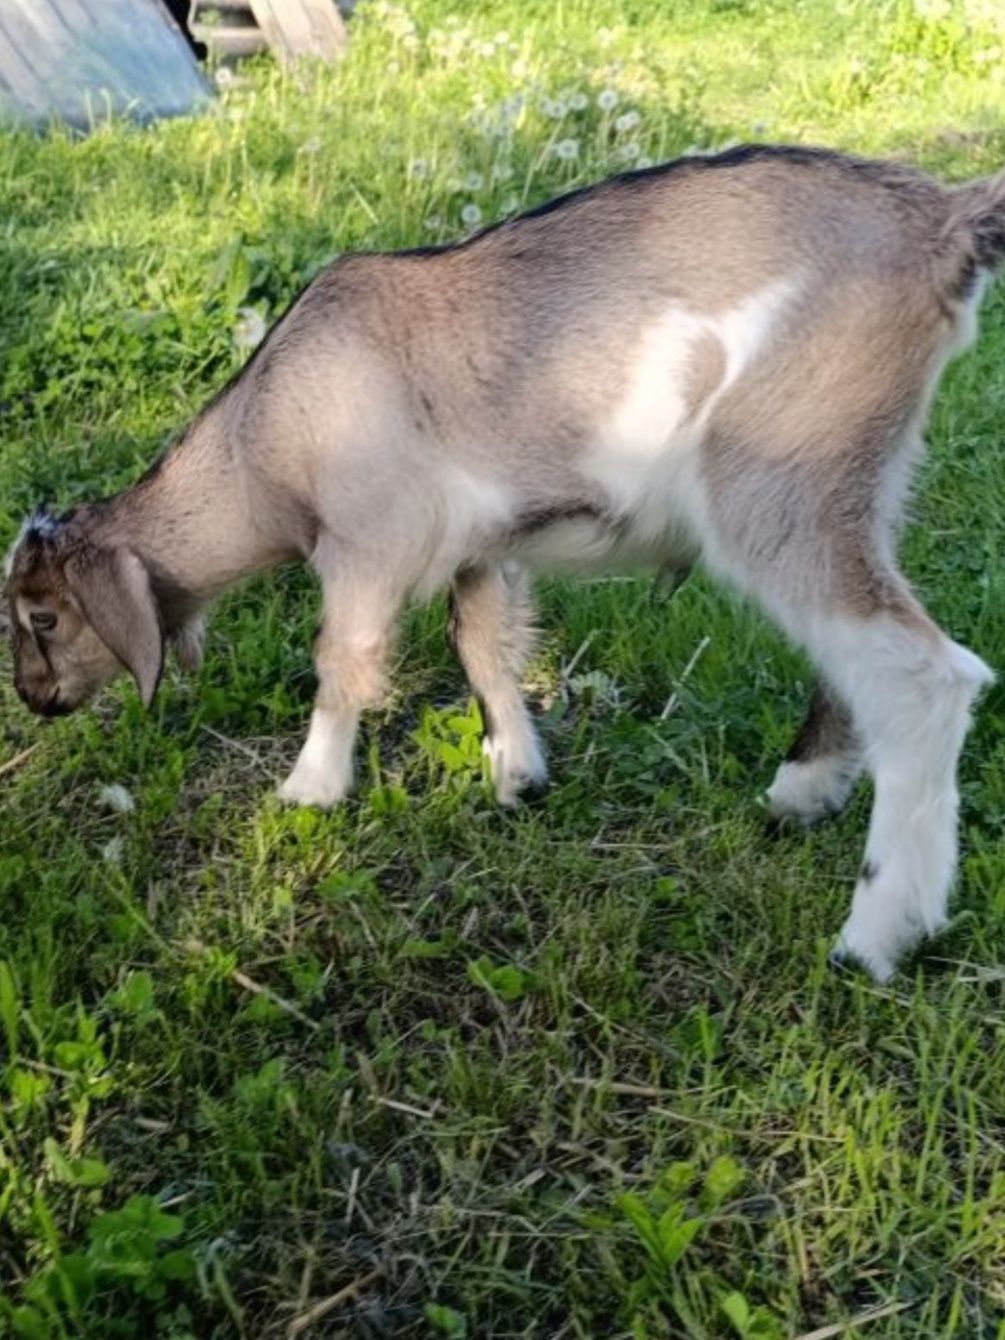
top-left (597, 88), bottom-right (619, 111)
top-left (461, 202), bottom-right (483, 227)
top-left (554, 138), bottom-right (579, 161)
top-left (233, 307), bottom-right (266, 351)
top-left (615, 110), bottom-right (640, 133)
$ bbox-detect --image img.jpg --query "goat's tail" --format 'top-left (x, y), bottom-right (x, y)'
top-left (943, 167), bottom-right (1005, 281)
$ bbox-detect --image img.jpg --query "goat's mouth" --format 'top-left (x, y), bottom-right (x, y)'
top-left (39, 691), bottom-right (72, 719)
top-left (18, 684), bottom-right (73, 719)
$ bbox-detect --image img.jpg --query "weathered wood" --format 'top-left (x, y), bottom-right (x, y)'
top-left (0, 0), bottom-right (208, 129)
top-left (248, 0), bottom-right (348, 62)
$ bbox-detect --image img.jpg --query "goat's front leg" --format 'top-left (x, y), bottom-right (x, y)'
top-left (766, 681), bottom-right (862, 823)
top-left (449, 562), bottom-right (546, 805)
top-left (278, 564), bottom-right (399, 809)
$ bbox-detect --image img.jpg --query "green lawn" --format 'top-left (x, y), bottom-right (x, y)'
top-left (2, 1), bottom-right (1005, 1335)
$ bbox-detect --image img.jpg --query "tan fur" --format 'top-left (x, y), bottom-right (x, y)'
top-left (6, 142), bottom-right (1004, 978)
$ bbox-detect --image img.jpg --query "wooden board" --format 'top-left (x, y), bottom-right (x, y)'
top-left (0, 0), bottom-right (208, 129)
top-left (247, 0), bottom-right (348, 62)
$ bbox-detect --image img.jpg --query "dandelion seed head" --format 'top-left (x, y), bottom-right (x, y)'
top-left (597, 88), bottom-right (619, 111)
top-left (554, 138), bottom-right (579, 161)
top-left (461, 202), bottom-right (483, 227)
top-left (233, 307), bottom-right (266, 351)
top-left (615, 110), bottom-right (640, 133)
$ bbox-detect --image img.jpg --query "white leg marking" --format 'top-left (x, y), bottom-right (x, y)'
top-left (277, 705), bottom-right (358, 809)
top-left (819, 624), bottom-right (993, 980)
top-left (483, 709), bottom-right (548, 806)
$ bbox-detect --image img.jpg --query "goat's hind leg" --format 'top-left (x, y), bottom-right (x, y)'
top-left (278, 559), bottom-right (400, 809)
top-left (449, 563), bottom-right (546, 805)
top-left (767, 681), bottom-right (862, 824)
top-left (806, 595), bottom-right (991, 980)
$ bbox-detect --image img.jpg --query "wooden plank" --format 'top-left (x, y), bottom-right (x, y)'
top-left (190, 23), bottom-right (270, 58)
top-left (248, 0), bottom-right (348, 63)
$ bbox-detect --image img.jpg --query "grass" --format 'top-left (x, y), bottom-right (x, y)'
top-left (1, 0), bottom-right (1005, 1334)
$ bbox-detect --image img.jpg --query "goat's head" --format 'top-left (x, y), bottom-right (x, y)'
top-left (4, 509), bottom-right (163, 717)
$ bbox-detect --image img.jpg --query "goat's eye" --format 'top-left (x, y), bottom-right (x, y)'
top-left (30, 610), bottom-right (56, 633)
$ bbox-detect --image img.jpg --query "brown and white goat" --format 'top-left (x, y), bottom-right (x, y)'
top-left (6, 144), bottom-right (1004, 979)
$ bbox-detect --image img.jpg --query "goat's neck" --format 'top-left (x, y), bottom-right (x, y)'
top-left (87, 412), bottom-right (304, 632)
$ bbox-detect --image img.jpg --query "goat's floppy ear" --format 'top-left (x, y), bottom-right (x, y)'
top-left (65, 547), bottom-right (164, 707)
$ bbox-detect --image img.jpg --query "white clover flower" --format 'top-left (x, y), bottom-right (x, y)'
top-left (597, 88), bottom-right (619, 111)
top-left (409, 158), bottom-right (429, 179)
top-left (233, 307), bottom-right (267, 351)
top-left (464, 170), bottom-right (485, 190)
top-left (554, 138), bottom-right (579, 161)
top-left (99, 783), bottom-right (135, 813)
top-left (615, 110), bottom-right (640, 133)
top-left (461, 202), bottom-right (483, 227)
top-left (569, 91), bottom-right (588, 111)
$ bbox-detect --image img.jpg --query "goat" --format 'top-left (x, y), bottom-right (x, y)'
top-left (6, 144), bottom-right (1004, 980)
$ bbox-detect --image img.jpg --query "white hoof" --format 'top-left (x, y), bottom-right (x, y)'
top-left (831, 925), bottom-right (897, 984)
top-left (832, 871), bottom-right (947, 983)
top-left (766, 755), bottom-right (861, 824)
top-left (484, 731), bottom-right (547, 807)
top-left (276, 764), bottom-right (349, 809)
